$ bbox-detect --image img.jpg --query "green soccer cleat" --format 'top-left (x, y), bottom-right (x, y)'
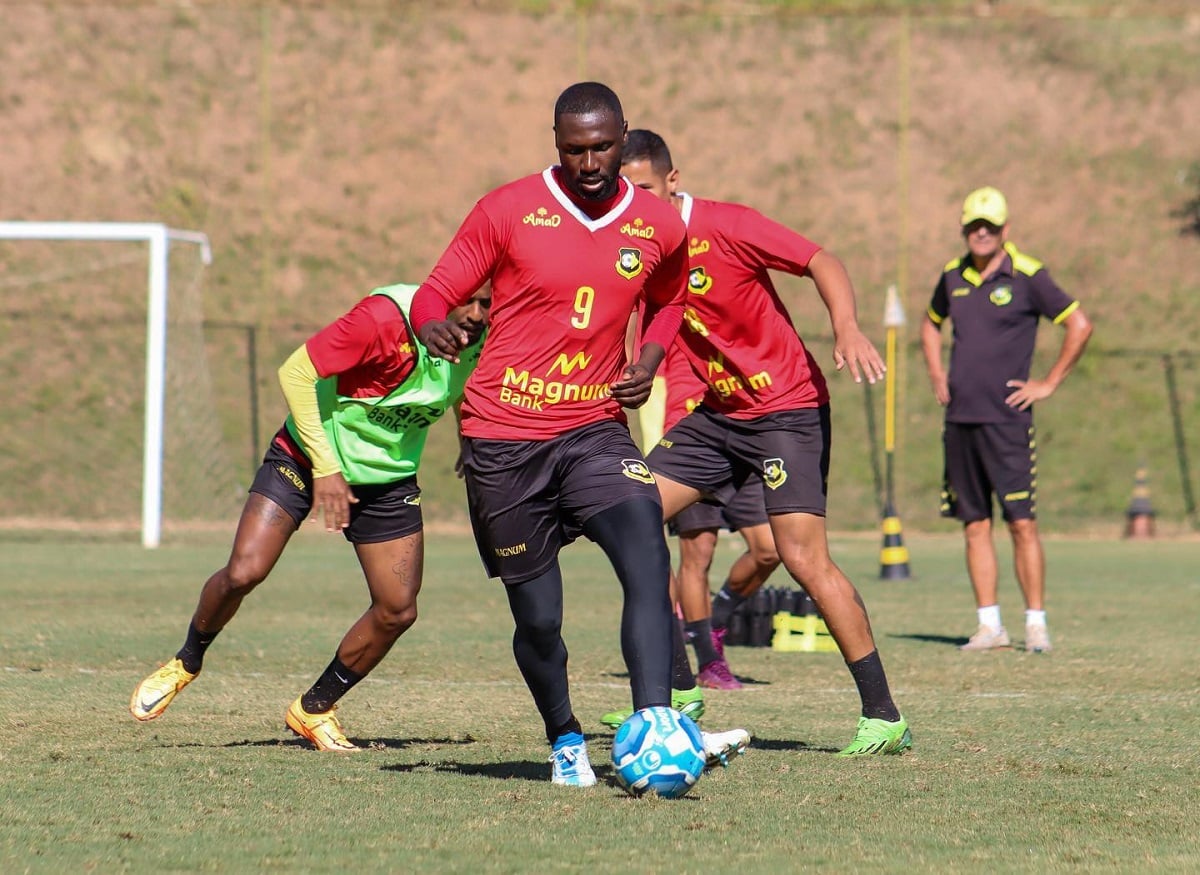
top-left (599, 686), bottom-right (706, 729)
top-left (836, 716), bottom-right (913, 757)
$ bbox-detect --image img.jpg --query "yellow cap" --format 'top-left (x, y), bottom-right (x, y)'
top-left (961, 186), bottom-right (1008, 226)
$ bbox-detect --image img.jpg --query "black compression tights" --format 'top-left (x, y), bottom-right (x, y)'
top-left (504, 564), bottom-right (574, 744)
top-left (503, 498), bottom-right (674, 743)
top-left (583, 499), bottom-right (673, 711)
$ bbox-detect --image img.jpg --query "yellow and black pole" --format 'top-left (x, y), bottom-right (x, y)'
top-left (880, 284), bottom-right (911, 580)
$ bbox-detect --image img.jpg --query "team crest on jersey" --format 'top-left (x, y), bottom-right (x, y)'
top-left (762, 457), bottom-right (788, 490)
top-left (688, 267), bottom-right (713, 295)
top-left (616, 247), bottom-right (644, 279)
top-left (989, 286), bottom-right (1013, 306)
top-left (620, 459), bottom-right (656, 484)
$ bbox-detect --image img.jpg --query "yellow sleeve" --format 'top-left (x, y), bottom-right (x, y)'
top-left (277, 345), bottom-right (340, 478)
top-left (637, 376), bottom-right (668, 455)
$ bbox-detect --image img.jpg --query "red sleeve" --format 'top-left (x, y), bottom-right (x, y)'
top-left (638, 234), bottom-right (687, 352)
top-left (411, 201), bottom-right (502, 332)
top-left (305, 296), bottom-right (407, 377)
top-left (728, 207), bottom-right (821, 275)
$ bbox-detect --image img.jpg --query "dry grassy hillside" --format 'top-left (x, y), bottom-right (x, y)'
top-left (3, 2), bottom-right (1199, 534)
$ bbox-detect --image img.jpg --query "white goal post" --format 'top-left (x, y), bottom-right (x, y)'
top-left (0, 221), bottom-right (212, 548)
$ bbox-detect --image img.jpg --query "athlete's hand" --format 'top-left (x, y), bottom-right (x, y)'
top-left (611, 363), bottom-right (655, 408)
top-left (1005, 378), bottom-right (1055, 411)
top-left (418, 320), bottom-right (469, 363)
top-left (930, 373), bottom-right (951, 406)
top-left (832, 326), bottom-right (886, 385)
top-left (312, 472), bottom-right (358, 532)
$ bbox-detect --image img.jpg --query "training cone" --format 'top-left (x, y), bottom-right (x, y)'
top-left (1124, 464), bottom-right (1155, 539)
top-left (879, 502), bottom-right (911, 580)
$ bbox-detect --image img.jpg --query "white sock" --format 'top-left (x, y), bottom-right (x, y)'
top-left (978, 605), bottom-right (1002, 630)
top-left (1025, 609), bottom-right (1047, 628)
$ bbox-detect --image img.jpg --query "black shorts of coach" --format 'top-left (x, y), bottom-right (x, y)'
top-left (941, 421), bottom-right (1037, 523)
top-left (461, 420), bottom-right (663, 584)
top-left (668, 476), bottom-right (770, 536)
top-left (648, 405), bottom-right (831, 517)
top-left (249, 436), bottom-right (424, 543)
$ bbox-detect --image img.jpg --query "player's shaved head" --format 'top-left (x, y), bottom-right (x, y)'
top-left (623, 129), bottom-right (674, 176)
top-left (554, 82), bottom-right (624, 126)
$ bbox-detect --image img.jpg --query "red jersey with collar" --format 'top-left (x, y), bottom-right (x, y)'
top-left (306, 294), bottom-right (418, 394)
top-left (414, 168), bottom-right (688, 440)
top-left (675, 194), bottom-right (830, 418)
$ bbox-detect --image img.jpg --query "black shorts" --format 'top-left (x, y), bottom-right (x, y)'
top-left (249, 439), bottom-right (423, 544)
top-left (941, 421), bottom-right (1037, 523)
top-left (462, 420), bottom-right (662, 584)
top-left (648, 405), bottom-right (830, 517)
top-left (668, 477), bottom-right (769, 535)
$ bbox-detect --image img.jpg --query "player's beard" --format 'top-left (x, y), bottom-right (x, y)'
top-left (574, 171), bottom-right (617, 201)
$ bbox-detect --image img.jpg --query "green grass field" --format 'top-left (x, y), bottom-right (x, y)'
top-left (2, 530), bottom-right (1197, 872)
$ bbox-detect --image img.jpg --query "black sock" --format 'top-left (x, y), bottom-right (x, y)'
top-left (710, 583), bottom-right (748, 629)
top-left (176, 622), bottom-right (217, 674)
top-left (301, 655), bottom-right (364, 714)
top-left (548, 715), bottom-right (583, 747)
top-left (671, 615), bottom-right (696, 690)
top-left (846, 650), bottom-right (901, 722)
top-left (685, 618), bottom-right (718, 668)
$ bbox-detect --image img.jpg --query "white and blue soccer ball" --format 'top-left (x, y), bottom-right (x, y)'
top-left (612, 705), bottom-right (706, 799)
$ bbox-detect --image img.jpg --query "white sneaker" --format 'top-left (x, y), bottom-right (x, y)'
top-left (549, 740), bottom-right (597, 787)
top-left (1025, 624), bottom-right (1053, 653)
top-left (701, 727), bottom-right (751, 768)
top-left (960, 624), bottom-right (1011, 651)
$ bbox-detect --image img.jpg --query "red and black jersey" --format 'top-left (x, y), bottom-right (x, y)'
top-left (661, 340), bottom-right (707, 433)
top-left (413, 168), bottom-right (688, 440)
top-left (306, 294), bottom-right (418, 396)
top-left (928, 241), bottom-right (1077, 424)
top-left (673, 194), bottom-right (830, 418)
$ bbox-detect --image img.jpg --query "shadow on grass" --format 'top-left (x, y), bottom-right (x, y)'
top-left (198, 736), bottom-right (480, 751)
top-left (888, 632), bottom-right (969, 648)
top-left (382, 759), bottom-right (552, 782)
top-left (748, 736), bottom-right (839, 754)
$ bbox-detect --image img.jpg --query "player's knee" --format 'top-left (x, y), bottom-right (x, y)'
top-left (750, 545), bottom-right (781, 571)
top-left (222, 557), bottom-right (270, 595)
top-left (372, 600), bottom-right (417, 638)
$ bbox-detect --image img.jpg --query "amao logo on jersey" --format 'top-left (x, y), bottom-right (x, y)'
top-left (522, 206), bottom-right (562, 228)
top-left (619, 217), bottom-right (656, 239)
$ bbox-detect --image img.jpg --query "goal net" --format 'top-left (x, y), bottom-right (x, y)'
top-left (0, 223), bottom-right (247, 546)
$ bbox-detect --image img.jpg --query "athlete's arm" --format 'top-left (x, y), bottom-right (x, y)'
top-left (277, 345), bottom-right (358, 531)
top-left (1005, 306), bottom-right (1093, 410)
top-left (613, 235), bottom-right (687, 407)
top-left (921, 315), bottom-right (950, 406)
top-left (807, 249), bottom-right (886, 385)
top-left (413, 202), bottom-right (501, 362)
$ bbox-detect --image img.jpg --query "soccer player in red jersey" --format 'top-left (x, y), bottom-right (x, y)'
top-left (622, 129), bottom-right (912, 756)
top-left (412, 84), bottom-right (749, 785)
top-left (130, 284), bottom-right (490, 751)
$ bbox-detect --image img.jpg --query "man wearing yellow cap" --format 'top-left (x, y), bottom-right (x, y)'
top-left (922, 187), bottom-right (1093, 653)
